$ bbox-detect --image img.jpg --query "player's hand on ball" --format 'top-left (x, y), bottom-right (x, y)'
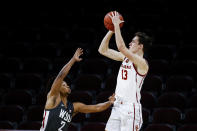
top-left (108, 93), bottom-right (116, 104)
top-left (109, 11), bottom-right (124, 26)
top-left (73, 48), bottom-right (83, 62)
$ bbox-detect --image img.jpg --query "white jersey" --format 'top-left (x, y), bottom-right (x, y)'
top-left (115, 57), bottom-right (146, 103)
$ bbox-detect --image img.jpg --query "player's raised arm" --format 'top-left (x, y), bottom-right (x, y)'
top-left (98, 31), bottom-right (124, 61)
top-left (73, 93), bottom-right (115, 114)
top-left (110, 11), bottom-right (149, 75)
top-left (48, 48), bottom-right (83, 97)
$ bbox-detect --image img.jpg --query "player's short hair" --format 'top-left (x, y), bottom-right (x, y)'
top-left (135, 32), bottom-right (152, 53)
top-left (45, 74), bottom-right (71, 94)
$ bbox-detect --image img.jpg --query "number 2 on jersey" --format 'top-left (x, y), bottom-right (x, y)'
top-left (58, 121), bottom-right (65, 131)
top-left (121, 69), bottom-right (127, 80)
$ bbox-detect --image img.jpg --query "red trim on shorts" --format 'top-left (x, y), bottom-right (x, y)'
top-left (133, 104), bottom-right (135, 131)
top-left (136, 93), bottom-right (139, 103)
top-left (139, 105), bottom-right (141, 129)
top-left (42, 110), bottom-right (46, 128)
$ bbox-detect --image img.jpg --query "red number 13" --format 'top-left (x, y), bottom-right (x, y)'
top-left (121, 69), bottom-right (127, 80)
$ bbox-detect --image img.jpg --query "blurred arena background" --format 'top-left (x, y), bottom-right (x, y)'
top-left (0, 0), bottom-right (197, 131)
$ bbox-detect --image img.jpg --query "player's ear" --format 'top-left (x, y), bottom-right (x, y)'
top-left (139, 44), bottom-right (143, 49)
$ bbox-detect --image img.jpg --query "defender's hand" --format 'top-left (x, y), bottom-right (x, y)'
top-left (73, 48), bottom-right (83, 62)
top-left (108, 93), bottom-right (116, 104)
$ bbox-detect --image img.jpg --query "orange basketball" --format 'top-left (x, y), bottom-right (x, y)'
top-left (104, 11), bottom-right (124, 31)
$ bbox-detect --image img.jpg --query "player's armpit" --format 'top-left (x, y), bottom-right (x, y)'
top-left (120, 48), bottom-right (148, 74)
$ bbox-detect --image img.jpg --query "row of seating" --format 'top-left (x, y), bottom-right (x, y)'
top-left (0, 57), bottom-right (197, 79)
top-left (1, 89), bottom-right (197, 109)
top-left (1, 121), bottom-right (197, 131)
top-left (0, 73), bottom-right (196, 94)
top-left (1, 106), bottom-right (197, 130)
top-left (0, 44), bottom-right (197, 61)
top-left (1, 2), bottom-right (196, 130)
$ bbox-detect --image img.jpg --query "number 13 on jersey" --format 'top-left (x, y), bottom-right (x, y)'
top-left (121, 69), bottom-right (128, 80)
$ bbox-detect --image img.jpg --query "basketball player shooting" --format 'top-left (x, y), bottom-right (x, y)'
top-left (98, 11), bottom-right (152, 131)
top-left (40, 48), bottom-right (115, 131)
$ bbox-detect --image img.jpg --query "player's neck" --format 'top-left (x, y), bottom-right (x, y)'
top-left (60, 95), bottom-right (68, 106)
top-left (136, 50), bottom-right (143, 57)
top-left (60, 92), bottom-right (68, 100)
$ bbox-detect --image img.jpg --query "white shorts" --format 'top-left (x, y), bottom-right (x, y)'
top-left (105, 101), bottom-right (142, 131)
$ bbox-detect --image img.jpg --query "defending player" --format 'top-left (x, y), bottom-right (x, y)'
top-left (40, 48), bottom-right (115, 131)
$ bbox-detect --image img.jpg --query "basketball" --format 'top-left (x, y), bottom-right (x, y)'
top-left (104, 11), bottom-right (124, 31)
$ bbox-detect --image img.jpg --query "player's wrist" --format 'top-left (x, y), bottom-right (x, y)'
top-left (108, 100), bottom-right (114, 105)
top-left (108, 30), bottom-right (114, 34)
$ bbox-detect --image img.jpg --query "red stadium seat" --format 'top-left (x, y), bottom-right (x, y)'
top-left (14, 73), bottom-right (43, 90)
top-left (178, 124), bottom-right (197, 131)
top-left (187, 93), bottom-right (197, 108)
top-left (152, 108), bottom-right (182, 125)
top-left (142, 75), bottom-right (163, 94)
top-left (170, 60), bottom-right (197, 79)
top-left (145, 124), bottom-right (174, 131)
top-left (0, 121), bottom-right (14, 129)
top-left (80, 122), bottom-right (106, 131)
top-left (26, 105), bottom-right (44, 121)
top-left (141, 92), bottom-right (156, 109)
top-left (96, 91), bottom-right (114, 103)
top-left (3, 90), bottom-right (33, 108)
top-left (68, 123), bottom-right (78, 131)
top-left (17, 121), bottom-right (42, 130)
top-left (88, 108), bottom-right (111, 123)
top-left (184, 108), bottom-right (197, 124)
top-left (79, 58), bottom-right (108, 77)
top-left (74, 74), bottom-right (102, 92)
top-left (23, 58), bottom-right (52, 73)
top-left (68, 91), bottom-right (93, 105)
top-left (165, 75), bottom-right (194, 92)
top-left (0, 105), bottom-right (24, 123)
top-left (148, 59), bottom-right (169, 76)
top-left (104, 75), bottom-right (117, 92)
top-left (157, 92), bottom-right (186, 110)
top-left (142, 108), bottom-right (150, 124)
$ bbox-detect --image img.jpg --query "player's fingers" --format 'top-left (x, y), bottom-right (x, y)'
top-left (79, 48), bottom-right (83, 51)
top-left (80, 50), bottom-right (83, 55)
top-left (76, 48), bottom-right (80, 52)
top-left (77, 48), bottom-right (83, 54)
top-left (115, 11), bottom-right (117, 16)
top-left (108, 14), bottom-right (112, 19)
top-left (112, 11), bottom-right (115, 17)
top-left (117, 11), bottom-right (119, 16)
top-left (79, 58), bottom-right (83, 61)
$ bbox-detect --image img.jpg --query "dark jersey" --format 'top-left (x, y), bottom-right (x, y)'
top-left (40, 101), bottom-right (74, 131)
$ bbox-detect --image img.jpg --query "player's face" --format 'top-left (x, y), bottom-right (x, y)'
top-left (60, 81), bottom-right (71, 95)
top-left (129, 36), bottom-right (142, 53)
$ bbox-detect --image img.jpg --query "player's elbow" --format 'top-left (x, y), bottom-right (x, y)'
top-left (117, 44), bottom-right (125, 52)
top-left (98, 48), bottom-right (105, 55)
top-left (98, 48), bottom-right (102, 54)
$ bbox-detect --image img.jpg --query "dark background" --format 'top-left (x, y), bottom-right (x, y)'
top-left (0, 0), bottom-right (197, 131)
